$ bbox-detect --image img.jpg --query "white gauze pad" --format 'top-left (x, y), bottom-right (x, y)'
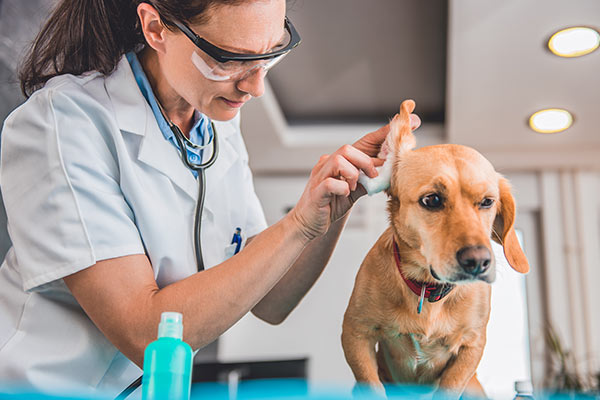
top-left (357, 102), bottom-right (415, 196)
top-left (358, 154), bottom-right (393, 196)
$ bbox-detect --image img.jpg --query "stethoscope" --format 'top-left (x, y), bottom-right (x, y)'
top-left (115, 100), bottom-right (218, 400)
top-left (156, 98), bottom-right (218, 272)
top-left (165, 116), bottom-right (218, 272)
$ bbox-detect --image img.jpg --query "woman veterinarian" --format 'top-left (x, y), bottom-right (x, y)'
top-left (0, 0), bottom-right (419, 397)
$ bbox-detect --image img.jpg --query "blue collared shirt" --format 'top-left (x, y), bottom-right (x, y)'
top-left (126, 51), bottom-right (213, 178)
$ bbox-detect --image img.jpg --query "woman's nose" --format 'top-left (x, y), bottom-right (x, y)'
top-left (236, 68), bottom-right (266, 98)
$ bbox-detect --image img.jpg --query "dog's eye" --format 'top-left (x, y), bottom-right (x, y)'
top-left (479, 198), bottom-right (495, 209)
top-left (420, 194), bottom-right (444, 210)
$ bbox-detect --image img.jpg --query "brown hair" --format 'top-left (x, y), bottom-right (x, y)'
top-left (18, 0), bottom-right (247, 97)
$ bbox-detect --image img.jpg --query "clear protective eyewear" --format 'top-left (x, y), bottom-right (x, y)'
top-left (173, 17), bottom-right (301, 82)
top-left (190, 50), bottom-right (288, 81)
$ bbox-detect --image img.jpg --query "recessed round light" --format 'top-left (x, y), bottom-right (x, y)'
top-left (548, 27), bottom-right (600, 57)
top-left (529, 109), bottom-right (573, 133)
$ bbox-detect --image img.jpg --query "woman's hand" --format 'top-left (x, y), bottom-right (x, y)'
top-left (289, 113), bottom-right (421, 241)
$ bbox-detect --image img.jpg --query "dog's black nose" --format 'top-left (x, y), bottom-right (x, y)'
top-left (456, 246), bottom-right (492, 275)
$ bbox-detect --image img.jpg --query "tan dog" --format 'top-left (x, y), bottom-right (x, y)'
top-left (341, 100), bottom-right (529, 399)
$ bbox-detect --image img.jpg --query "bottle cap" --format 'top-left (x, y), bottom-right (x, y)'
top-left (515, 380), bottom-right (533, 394)
top-left (158, 312), bottom-right (184, 339)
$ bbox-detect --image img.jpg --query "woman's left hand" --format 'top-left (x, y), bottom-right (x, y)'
top-left (352, 113), bottom-right (422, 161)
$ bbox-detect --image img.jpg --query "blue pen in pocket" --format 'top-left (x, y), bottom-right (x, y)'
top-left (231, 227), bottom-right (242, 255)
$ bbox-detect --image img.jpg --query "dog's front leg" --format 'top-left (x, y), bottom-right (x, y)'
top-left (341, 321), bottom-right (385, 395)
top-left (435, 344), bottom-right (485, 399)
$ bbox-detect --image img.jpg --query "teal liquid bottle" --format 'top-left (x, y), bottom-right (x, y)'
top-left (142, 312), bottom-right (193, 400)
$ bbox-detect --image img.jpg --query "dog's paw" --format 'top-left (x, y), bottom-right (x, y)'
top-left (352, 382), bottom-right (387, 399)
top-left (432, 388), bottom-right (487, 400)
top-left (432, 389), bottom-right (459, 400)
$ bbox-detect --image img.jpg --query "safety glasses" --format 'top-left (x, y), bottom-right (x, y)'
top-left (173, 17), bottom-right (301, 82)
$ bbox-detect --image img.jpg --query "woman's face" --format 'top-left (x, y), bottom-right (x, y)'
top-left (160, 0), bottom-right (287, 121)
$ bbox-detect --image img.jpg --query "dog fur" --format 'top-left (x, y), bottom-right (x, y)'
top-left (341, 100), bottom-right (530, 399)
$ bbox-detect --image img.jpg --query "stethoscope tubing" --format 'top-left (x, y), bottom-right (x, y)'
top-left (171, 122), bottom-right (218, 271)
top-left (171, 122), bottom-right (219, 171)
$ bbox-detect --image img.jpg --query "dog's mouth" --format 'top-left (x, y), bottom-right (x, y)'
top-left (430, 266), bottom-right (495, 284)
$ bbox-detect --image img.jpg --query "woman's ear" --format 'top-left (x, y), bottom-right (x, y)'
top-left (492, 177), bottom-right (530, 273)
top-left (137, 3), bottom-right (169, 54)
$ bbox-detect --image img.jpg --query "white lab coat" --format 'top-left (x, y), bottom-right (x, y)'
top-left (0, 55), bottom-right (267, 397)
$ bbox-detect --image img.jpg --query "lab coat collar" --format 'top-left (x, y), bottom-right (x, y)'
top-left (105, 56), bottom-right (147, 137)
top-left (105, 55), bottom-right (239, 203)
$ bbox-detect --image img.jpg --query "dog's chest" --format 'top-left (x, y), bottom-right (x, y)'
top-left (382, 331), bottom-right (453, 369)
top-left (377, 315), bottom-right (469, 382)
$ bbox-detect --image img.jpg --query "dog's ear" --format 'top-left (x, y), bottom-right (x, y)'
top-left (492, 177), bottom-right (529, 273)
top-left (382, 100), bottom-right (417, 198)
top-left (382, 99), bottom-right (417, 159)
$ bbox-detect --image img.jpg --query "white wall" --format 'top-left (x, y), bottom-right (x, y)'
top-left (478, 235), bottom-right (532, 399)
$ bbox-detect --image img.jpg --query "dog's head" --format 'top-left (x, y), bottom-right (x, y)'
top-left (384, 100), bottom-right (529, 284)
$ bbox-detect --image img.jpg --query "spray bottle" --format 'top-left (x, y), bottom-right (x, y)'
top-left (141, 312), bottom-right (193, 400)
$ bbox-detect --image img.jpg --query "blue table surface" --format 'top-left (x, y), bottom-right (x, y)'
top-left (1, 379), bottom-right (598, 399)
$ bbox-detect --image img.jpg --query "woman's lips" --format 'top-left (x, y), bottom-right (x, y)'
top-left (222, 97), bottom-right (246, 108)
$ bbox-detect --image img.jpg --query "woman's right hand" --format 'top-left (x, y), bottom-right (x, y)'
top-left (288, 107), bottom-right (421, 242)
top-left (289, 144), bottom-right (379, 240)
top-left (288, 143), bottom-right (381, 242)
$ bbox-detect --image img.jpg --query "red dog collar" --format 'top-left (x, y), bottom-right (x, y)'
top-left (393, 241), bottom-right (454, 308)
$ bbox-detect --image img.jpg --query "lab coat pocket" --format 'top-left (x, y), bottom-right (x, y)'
top-left (224, 243), bottom-right (238, 260)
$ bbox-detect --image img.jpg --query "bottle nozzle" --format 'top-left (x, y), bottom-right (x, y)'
top-left (158, 312), bottom-right (184, 339)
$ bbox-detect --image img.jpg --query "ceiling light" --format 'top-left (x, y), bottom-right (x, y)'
top-left (548, 27), bottom-right (600, 57)
top-left (529, 109), bottom-right (573, 133)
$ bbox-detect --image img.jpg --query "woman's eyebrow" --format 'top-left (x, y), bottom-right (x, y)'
top-left (243, 30), bottom-right (288, 54)
top-left (225, 33), bottom-right (287, 55)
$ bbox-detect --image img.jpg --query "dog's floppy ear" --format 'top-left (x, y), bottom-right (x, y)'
top-left (492, 177), bottom-right (529, 273)
top-left (381, 99), bottom-right (417, 159)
